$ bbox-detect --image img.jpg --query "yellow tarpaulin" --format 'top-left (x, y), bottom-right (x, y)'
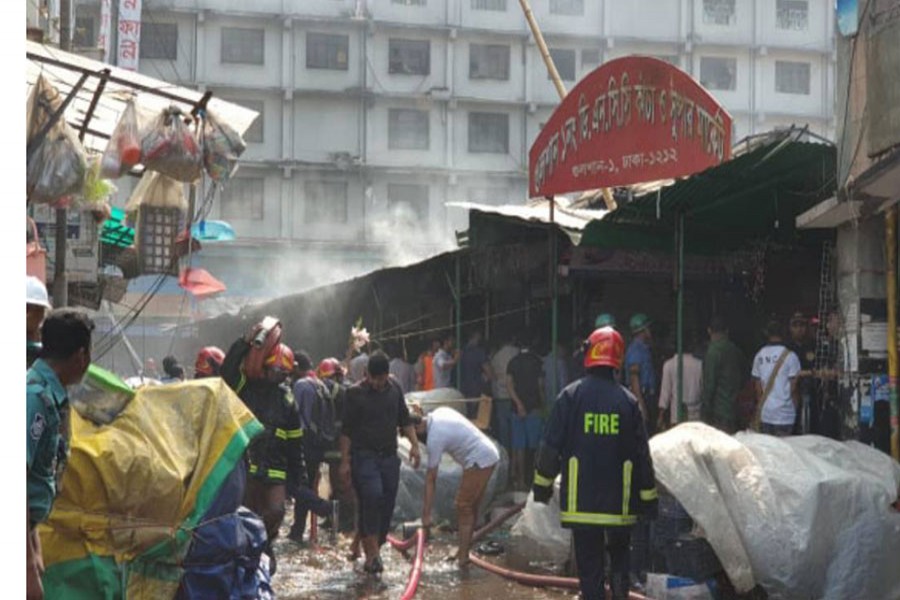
top-left (39, 378), bottom-right (262, 599)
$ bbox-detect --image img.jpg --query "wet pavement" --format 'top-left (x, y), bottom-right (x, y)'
top-left (272, 509), bottom-right (576, 600)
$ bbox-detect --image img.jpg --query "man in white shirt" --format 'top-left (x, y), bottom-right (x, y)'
top-left (432, 335), bottom-right (459, 389)
top-left (657, 337), bottom-right (704, 430)
top-left (751, 320), bottom-right (802, 437)
top-left (413, 406), bottom-right (500, 567)
top-left (388, 343), bottom-right (416, 394)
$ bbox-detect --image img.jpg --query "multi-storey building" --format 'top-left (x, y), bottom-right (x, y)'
top-left (68, 0), bottom-right (836, 301)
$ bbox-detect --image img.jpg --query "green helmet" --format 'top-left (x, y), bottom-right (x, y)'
top-left (594, 313), bottom-right (616, 328)
top-left (629, 313), bottom-right (652, 334)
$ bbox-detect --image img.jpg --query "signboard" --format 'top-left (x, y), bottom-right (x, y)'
top-left (98, 0), bottom-right (112, 63)
top-left (116, 0), bottom-right (142, 71)
top-left (529, 56), bottom-right (732, 198)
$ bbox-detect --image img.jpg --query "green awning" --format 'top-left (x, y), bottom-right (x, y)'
top-left (581, 138), bottom-right (837, 253)
top-left (101, 207), bottom-right (134, 248)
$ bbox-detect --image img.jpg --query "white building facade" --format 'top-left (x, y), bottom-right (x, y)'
top-left (70, 0), bottom-right (837, 298)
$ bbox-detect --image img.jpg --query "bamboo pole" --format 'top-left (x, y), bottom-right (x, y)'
top-left (886, 207), bottom-right (899, 460)
top-left (515, 0), bottom-right (616, 212)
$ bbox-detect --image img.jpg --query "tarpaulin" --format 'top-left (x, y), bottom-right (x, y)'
top-left (38, 378), bottom-right (263, 599)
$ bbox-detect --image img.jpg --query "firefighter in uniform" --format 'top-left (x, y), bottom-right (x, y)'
top-left (221, 338), bottom-right (307, 575)
top-left (532, 327), bottom-right (658, 600)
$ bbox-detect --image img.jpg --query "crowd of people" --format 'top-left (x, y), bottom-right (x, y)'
top-left (25, 269), bottom-right (842, 599)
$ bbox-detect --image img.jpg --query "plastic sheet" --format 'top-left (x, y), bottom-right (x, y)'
top-left (650, 423), bottom-right (900, 599)
top-left (509, 481), bottom-right (571, 564)
top-left (394, 433), bottom-right (508, 527)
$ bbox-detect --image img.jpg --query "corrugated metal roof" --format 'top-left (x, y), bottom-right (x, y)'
top-left (26, 41), bottom-right (259, 154)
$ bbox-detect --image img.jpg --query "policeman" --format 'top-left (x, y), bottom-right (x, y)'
top-left (27, 309), bottom-right (94, 600)
top-left (532, 327), bottom-right (658, 600)
top-left (26, 276), bottom-right (52, 369)
top-left (221, 336), bottom-right (307, 575)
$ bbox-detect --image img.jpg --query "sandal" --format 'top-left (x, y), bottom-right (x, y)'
top-left (363, 556), bottom-right (384, 575)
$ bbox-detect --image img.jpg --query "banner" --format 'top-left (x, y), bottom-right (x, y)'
top-left (98, 0), bottom-right (112, 63)
top-left (116, 0), bottom-right (142, 71)
top-left (529, 56), bottom-right (732, 198)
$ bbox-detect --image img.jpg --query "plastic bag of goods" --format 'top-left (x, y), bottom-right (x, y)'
top-left (101, 99), bottom-right (142, 178)
top-left (141, 105), bottom-right (202, 182)
top-left (124, 171), bottom-right (188, 213)
top-left (69, 364), bottom-right (135, 425)
top-left (78, 156), bottom-right (118, 209)
top-left (201, 110), bottom-right (246, 182)
top-left (26, 75), bottom-right (88, 204)
top-left (509, 478), bottom-right (571, 564)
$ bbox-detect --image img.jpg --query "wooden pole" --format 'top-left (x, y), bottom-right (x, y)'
top-left (885, 207), bottom-right (899, 460)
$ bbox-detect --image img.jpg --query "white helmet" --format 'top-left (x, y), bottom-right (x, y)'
top-left (26, 276), bottom-right (52, 309)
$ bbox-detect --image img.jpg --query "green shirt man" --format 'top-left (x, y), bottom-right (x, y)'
top-left (700, 322), bottom-right (744, 434)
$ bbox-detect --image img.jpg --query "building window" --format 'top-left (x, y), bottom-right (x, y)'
top-left (389, 39), bottom-right (430, 76)
top-left (221, 178), bottom-right (264, 220)
top-left (392, 0), bottom-right (426, 5)
top-left (548, 49), bottom-right (576, 81)
top-left (776, 0), bottom-right (808, 30)
top-left (388, 109), bottom-right (429, 150)
top-left (73, 12), bottom-right (96, 48)
top-left (219, 98), bottom-right (264, 143)
top-left (699, 57), bottom-right (737, 91)
top-left (775, 61), bottom-right (811, 95)
top-left (388, 184), bottom-right (429, 223)
top-left (307, 32), bottom-right (349, 71)
top-left (304, 181), bottom-right (348, 224)
top-left (469, 44), bottom-right (510, 80)
top-left (468, 112), bottom-right (509, 154)
top-left (140, 22), bottom-right (178, 60)
top-left (221, 27), bottom-right (264, 65)
top-left (582, 49), bottom-right (601, 69)
top-left (550, 0), bottom-right (584, 16)
top-left (472, 0), bottom-right (506, 10)
top-left (702, 0), bottom-right (736, 25)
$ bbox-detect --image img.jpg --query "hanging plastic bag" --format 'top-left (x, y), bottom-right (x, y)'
top-left (201, 110), bottom-right (247, 182)
top-left (141, 105), bottom-right (202, 182)
top-left (101, 99), bottom-right (142, 178)
top-left (26, 75), bottom-right (88, 204)
top-left (78, 155), bottom-right (118, 209)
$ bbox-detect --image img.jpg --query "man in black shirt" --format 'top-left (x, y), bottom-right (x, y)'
top-left (788, 312), bottom-right (818, 434)
top-left (339, 351), bottom-right (421, 575)
top-left (507, 341), bottom-right (545, 490)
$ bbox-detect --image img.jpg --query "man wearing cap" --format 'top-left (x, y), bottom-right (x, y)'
top-left (27, 309), bottom-right (95, 599)
top-left (624, 314), bottom-right (655, 424)
top-left (26, 276), bottom-right (52, 369)
top-left (788, 312), bottom-right (817, 434)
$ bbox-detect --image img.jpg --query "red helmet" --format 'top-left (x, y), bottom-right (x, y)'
top-left (195, 346), bottom-right (225, 378)
top-left (584, 327), bottom-right (625, 369)
top-left (317, 357), bottom-right (343, 379)
top-left (264, 343), bottom-right (295, 373)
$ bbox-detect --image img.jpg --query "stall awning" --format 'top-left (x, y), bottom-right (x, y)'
top-left (26, 41), bottom-right (259, 154)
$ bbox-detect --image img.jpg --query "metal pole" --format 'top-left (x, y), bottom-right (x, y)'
top-left (549, 197), bottom-right (558, 400)
top-left (885, 207), bottom-right (899, 460)
top-left (53, 0), bottom-right (73, 307)
top-left (455, 254), bottom-right (462, 389)
top-left (676, 213), bottom-right (685, 423)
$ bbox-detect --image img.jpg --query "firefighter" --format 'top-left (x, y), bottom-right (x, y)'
top-left (221, 337), bottom-right (306, 575)
top-left (532, 326), bottom-right (658, 600)
top-left (194, 346), bottom-right (225, 379)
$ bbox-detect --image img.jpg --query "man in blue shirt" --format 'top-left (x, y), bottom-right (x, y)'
top-left (624, 314), bottom-right (655, 424)
top-left (27, 309), bottom-right (94, 599)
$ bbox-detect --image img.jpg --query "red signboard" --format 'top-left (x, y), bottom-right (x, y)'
top-left (529, 56), bottom-right (732, 198)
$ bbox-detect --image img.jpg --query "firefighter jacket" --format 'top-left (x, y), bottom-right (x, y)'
top-left (222, 338), bottom-right (306, 490)
top-left (533, 372), bottom-right (658, 528)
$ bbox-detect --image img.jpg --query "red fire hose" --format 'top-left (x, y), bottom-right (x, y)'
top-left (398, 528), bottom-right (426, 600)
top-left (469, 553), bottom-right (651, 600)
top-left (387, 532), bottom-right (419, 552)
top-left (471, 502), bottom-right (526, 545)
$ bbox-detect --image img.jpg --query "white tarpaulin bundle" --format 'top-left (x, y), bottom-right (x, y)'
top-left (651, 423), bottom-right (900, 599)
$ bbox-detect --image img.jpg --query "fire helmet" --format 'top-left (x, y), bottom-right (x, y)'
top-left (584, 327), bottom-right (625, 370)
top-left (264, 343), bottom-right (295, 373)
top-left (195, 346), bottom-right (225, 378)
top-left (317, 357), bottom-right (343, 379)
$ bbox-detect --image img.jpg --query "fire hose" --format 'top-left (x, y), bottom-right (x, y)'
top-left (397, 528), bottom-right (426, 600)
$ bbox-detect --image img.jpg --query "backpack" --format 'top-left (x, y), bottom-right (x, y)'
top-left (308, 379), bottom-right (340, 444)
